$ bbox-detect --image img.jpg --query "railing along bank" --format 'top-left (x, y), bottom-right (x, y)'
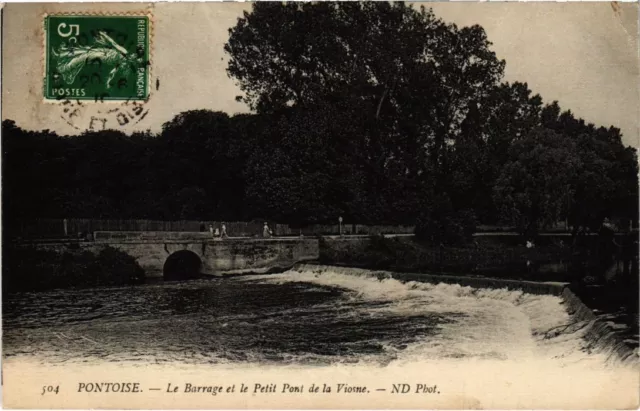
top-left (6, 218), bottom-right (415, 239)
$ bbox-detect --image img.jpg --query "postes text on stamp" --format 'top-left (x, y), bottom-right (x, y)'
top-left (44, 14), bottom-right (150, 101)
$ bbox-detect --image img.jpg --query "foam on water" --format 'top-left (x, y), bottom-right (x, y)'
top-left (242, 266), bottom-right (637, 369)
top-left (230, 266), bottom-right (639, 408)
top-left (4, 265), bottom-right (639, 408)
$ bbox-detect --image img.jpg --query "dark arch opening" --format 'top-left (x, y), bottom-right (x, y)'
top-left (163, 250), bottom-right (203, 281)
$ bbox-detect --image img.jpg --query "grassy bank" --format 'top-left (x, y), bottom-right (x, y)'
top-left (3, 246), bottom-right (145, 292)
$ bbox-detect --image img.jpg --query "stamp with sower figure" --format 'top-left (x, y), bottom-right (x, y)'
top-left (44, 14), bottom-right (150, 101)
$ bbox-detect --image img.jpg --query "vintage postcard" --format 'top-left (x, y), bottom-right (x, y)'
top-left (2, 2), bottom-right (639, 409)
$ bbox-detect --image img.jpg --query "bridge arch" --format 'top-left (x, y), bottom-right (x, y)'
top-left (163, 250), bottom-right (203, 281)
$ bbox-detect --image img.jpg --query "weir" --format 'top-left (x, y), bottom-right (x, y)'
top-left (4, 256), bottom-right (639, 408)
top-left (10, 234), bottom-right (637, 366)
top-left (291, 263), bottom-right (639, 366)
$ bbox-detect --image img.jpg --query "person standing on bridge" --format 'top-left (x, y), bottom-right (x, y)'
top-left (262, 221), bottom-right (273, 238)
top-left (263, 222), bottom-right (272, 238)
top-left (221, 223), bottom-right (228, 239)
top-left (209, 224), bottom-right (214, 237)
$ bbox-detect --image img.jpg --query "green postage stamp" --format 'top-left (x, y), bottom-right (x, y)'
top-left (44, 14), bottom-right (150, 101)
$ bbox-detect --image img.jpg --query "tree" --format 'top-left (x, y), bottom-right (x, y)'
top-left (225, 2), bottom-right (505, 191)
top-left (415, 194), bottom-right (476, 246)
top-left (493, 127), bottom-right (582, 237)
top-left (158, 110), bottom-right (249, 220)
top-left (243, 104), bottom-right (362, 224)
top-left (460, 82), bottom-right (543, 222)
top-left (538, 108), bottom-right (639, 232)
top-left (4, 2), bottom-right (637, 232)
top-left (173, 187), bottom-right (209, 220)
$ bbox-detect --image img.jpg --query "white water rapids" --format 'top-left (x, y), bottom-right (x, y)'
top-left (249, 265), bottom-right (637, 368)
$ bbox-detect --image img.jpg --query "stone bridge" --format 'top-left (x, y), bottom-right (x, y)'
top-left (95, 231), bottom-right (320, 278)
top-left (40, 231), bottom-right (320, 279)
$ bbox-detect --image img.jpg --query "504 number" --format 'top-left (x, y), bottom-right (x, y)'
top-left (42, 385), bottom-right (59, 395)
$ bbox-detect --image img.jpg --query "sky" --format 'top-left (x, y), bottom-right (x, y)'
top-left (2, 2), bottom-right (639, 147)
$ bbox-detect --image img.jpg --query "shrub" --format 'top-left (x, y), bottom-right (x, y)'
top-left (3, 246), bottom-right (145, 292)
top-left (415, 195), bottom-right (476, 246)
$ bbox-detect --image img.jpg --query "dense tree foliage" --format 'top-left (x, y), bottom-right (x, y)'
top-left (493, 128), bottom-right (582, 237)
top-left (226, 2), bottom-right (505, 187)
top-left (3, 3), bottom-right (638, 237)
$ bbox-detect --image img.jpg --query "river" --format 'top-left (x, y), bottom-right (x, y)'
top-left (3, 265), bottom-right (638, 408)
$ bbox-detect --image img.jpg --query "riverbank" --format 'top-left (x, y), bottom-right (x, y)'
top-left (319, 235), bottom-right (576, 281)
top-left (2, 246), bottom-right (145, 292)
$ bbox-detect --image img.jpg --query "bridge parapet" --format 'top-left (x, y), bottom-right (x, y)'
top-left (94, 231), bottom-right (215, 242)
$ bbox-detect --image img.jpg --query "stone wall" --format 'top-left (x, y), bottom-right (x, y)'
top-left (90, 237), bottom-right (320, 277)
top-left (18, 237), bottom-right (320, 278)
